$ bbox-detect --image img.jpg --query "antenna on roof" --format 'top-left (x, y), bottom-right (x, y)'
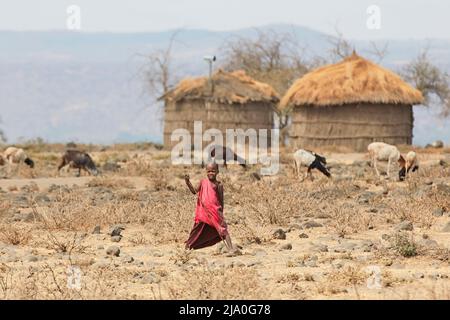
top-left (204, 55), bottom-right (216, 95)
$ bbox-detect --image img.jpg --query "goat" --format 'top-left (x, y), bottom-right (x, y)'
top-left (293, 149), bottom-right (331, 181)
top-left (202, 145), bottom-right (247, 169)
top-left (399, 151), bottom-right (419, 181)
top-left (0, 147), bottom-right (34, 177)
top-left (58, 150), bottom-right (99, 177)
top-left (3, 147), bottom-right (34, 168)
top-left (367, 142), bottom-right (405, 180)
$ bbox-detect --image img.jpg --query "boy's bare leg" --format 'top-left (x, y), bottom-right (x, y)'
top-left (224, 234), bottom-right (234, 251)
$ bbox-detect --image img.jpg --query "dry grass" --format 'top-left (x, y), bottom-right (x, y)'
top-left (0, 224), bottom-right (32, 245)
top-left (0, 143), bottom-right (449, 300)
top-left (166, 267), bottom-right (268, 299)
top-left (86, 177), bottom-right (135, 189)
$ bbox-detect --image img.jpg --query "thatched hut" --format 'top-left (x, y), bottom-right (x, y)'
top-left (279, 52), bottom-right (424, 152)
top-left (162, 70), bottom-right (279, 148)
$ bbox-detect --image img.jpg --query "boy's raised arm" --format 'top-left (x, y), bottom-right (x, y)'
top-left (184, 174), bottom-right (198, 194)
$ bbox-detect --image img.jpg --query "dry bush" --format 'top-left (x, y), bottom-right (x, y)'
top-left (143, 193), bottom-right (193, 244)
top-left (233, 222), bottom-right (272, 245)
top-left (0, 263), bottom-right (14, 299)
top-left (33, 192), bottom-right (141, 231)
top-left (9, 263), bottom-right (135, 300)
top-left (87, 177), bottom-right (134, 189)
top-left (118, 157), bottom-right (160, 177)
top-left (318, 265), bottom-right (367, 297)
top-left (328, 205), bottom-right (372, 238)
top-left (166, 267), bottom-right (267, 299)
top-left (389, 232), bottom-right (418, 258)
top-left (234, 181), bottom-right (302, 225)
top-left (426, 283), bottom-right (450, 300)
top-left (169, 247), bottom-right (194, 265)
top-left (44, 232), bottom-right (87, 254)
top-left (385, 193), bottom-right (442, 229)
top-left (0, 224), bottom-right (32, 245)
top-left (0, 201), bottom-right (12, 220)
top-left (128, 232), bottom-right (150, 245)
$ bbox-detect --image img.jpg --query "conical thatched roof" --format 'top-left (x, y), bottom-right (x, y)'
top-left (280, 52), bottom-right (424, 109)
top-left (162, 69), bottom-right (279, 104)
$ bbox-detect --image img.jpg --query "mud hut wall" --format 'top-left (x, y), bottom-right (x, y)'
top-left (164, 100), bottom-right (274, 148)
top-left (288, 103), bottom-right (413, 152)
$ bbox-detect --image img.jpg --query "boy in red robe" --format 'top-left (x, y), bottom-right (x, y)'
top-left (185, 163), bottom-right (234, 251)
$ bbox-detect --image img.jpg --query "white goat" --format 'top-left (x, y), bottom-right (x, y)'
top-left (367, 142), bottom-right (405, 179)
top-left (293, 149), bottom-right (331, 181)
top-left (2, 147), bottom-right (35, 176)
top-left (403, 151), bottom-right (419, 179)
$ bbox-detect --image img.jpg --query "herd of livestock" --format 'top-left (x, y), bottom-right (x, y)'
top-left (0, 141), bottom-right (421, 182)
top-left (0, 147), bottom-right (98, 177)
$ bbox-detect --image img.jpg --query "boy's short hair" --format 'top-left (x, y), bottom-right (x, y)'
top-left (206, 162), bottom-right (219, 171)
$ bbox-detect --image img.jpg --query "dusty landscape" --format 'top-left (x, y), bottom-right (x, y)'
top-left (0, 143), bottom-right (450, 300)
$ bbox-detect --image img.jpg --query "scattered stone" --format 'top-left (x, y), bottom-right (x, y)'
top-left (436, 183), bottom-right (450, 194)
top-left (299, 233), bottom-right (309, 239)
top-left (383, 259), bottom-right (393, 266)
top-left (315, 212), bottom-right (331, 219)
top-left (121, 255), bottom-right (134, 264)
top-left (34, 194), bottom-right (50, 203)
top-left (92, 225), bottom-right (101, 234)
top-left (419, 239), bottom-right (439, 248)
top-left (252, 249), bottom-right (268, 257)
top-left (279, 243), bottom-right (292, 251)
top-left (395, 221), bottom-right (414, 231)
top-left (272, 229), bottom-right (286, 240)
top-left (24, 255), bottom-right (39, 263)
top-left (106, 246), bottom-right (120, 257)
top-left (302, 221), bottom-right (323, 229)
top-left (102, 161), bottom-right (120, 172)
top-left (246, 260), bottom-right (262, 267)
top-left (12, 212), bottom-right (35, 222)
top-left (310, 243), bottom-right (328, 253)
top-left (233, 261), bottom-right (245, 268)
top-left (441, 222), bottom-right (450, 233)
top-left (92, 259), bottom-right (110, 269)
top-left (413, 272), bottom-right (425, 279)
top-left (111, 236), bottom-right (122, 242)
top-left (433, 208), bottom-right (445, 217)
top-left (332, 259), bottom-right (344, 269)
top-left (424, 179), bottom-right (433, 186)
top-left (381, 234), bottom-right (391, 241)
top-left (97, 245), bottom-right (104, 250)
top-left (140, 273), bottom-right (160, 284)
top-left (288, 223), bottom-right (302, 231)
top-left (110, 225), bottom-right (125, 237)
top-left (251, 172), bottom-right (261, 181)
top-left (225, 248), bottom-right (242, 257)
top-left (152, 251), bottom-right (164, 257)
top-left (358, 192), bottom-right (376, 204)
top-left (304, 256), bottom-right (318, 268)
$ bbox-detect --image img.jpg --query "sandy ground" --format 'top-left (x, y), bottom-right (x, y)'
top-left (0, 148), bottom-right (450, 299)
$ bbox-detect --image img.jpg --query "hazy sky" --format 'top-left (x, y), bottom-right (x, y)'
top-left (1, 0), bottom-right (449, 39)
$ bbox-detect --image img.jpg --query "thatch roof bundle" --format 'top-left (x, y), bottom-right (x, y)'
top-left (163, 69), bottom-right (279, 104)
top-left (280, 52), bottom-right (424, 109)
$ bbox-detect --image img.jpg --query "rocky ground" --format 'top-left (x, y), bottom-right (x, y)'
top-left (0, 145), bottom-right (449, 299)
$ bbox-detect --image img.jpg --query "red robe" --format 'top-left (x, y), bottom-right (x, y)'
top-left (185, 178), bottom-right (228, 250)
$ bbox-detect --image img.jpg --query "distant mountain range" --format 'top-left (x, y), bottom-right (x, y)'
top-left (0, 24), bottom-right (449, 146)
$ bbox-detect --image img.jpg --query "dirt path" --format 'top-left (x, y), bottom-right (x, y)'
top-left (0, 176), bottom-right (151, 191)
